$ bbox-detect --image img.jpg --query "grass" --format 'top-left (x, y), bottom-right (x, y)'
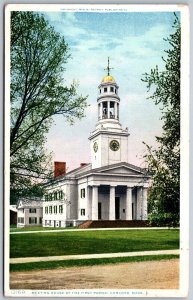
top-left (10, 254), bottom-right (179, 272)
top-left (10, 229), bottom-right (179, 258)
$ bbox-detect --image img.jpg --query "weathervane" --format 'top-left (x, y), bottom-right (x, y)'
top-left (104, 57), bottom-right (114, 76)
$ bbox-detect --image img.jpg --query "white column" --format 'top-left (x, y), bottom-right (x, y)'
top-left (137, 187), bottom-right (143, 220)
top-left (107, 101), bottom-right (110, 119)
top-left (87, 186), bottom-right (92, 219)
top-left (142, 188), bottom-right (148, 220)
top-left (99, 103), bottom-right (102, 120)
top-left (115, 102), bottom-right (118, 119)
top-left (66, 184), bottom-right (70, 219)
top-left (92, 186), bottom-right (98, 220)
top-left (125, 187), bottom-right (132, 220)
top-left (109, 186), bottom-right (115, 220)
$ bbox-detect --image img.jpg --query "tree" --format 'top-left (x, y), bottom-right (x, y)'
top-left (142, 14), bottom-right (180, 226)
top-left (10, 12), bottom-right (88, 203)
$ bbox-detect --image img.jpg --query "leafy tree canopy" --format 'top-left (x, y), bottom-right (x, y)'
top-left (10, 11), bottom-right (88, 203)
top-left (142, 14), bottom-right (180, 226)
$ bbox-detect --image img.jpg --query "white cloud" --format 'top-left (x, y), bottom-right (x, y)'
top-left (44, 12), bottom-right (86, 39)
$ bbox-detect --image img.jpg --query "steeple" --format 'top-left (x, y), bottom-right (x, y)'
top-left (89, 59), bottom-right (129, 169)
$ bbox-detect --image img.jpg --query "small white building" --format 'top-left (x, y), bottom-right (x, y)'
top-left (43, 63), bottom-right (151, 228)
top-left (17, 198), bottom-right (43, 228)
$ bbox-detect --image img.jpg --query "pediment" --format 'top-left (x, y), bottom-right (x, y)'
top-left (18, 200), bottom-right (22, 207)
top-left (16, 200), bottom-right (23, 209)
top-left (98, 164), bottom-right (145, 176)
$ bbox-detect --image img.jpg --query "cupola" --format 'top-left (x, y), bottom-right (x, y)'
top-left (97, 58), bottom-right (120, 123)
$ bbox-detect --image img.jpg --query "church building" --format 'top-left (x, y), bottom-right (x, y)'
top-left (42, 60), bottom-right (151, 228)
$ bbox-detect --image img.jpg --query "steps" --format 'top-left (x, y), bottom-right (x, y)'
top-left (78, 220), bottom-right (150, 229)
top-left (79, 220), bottom-right (93, 229)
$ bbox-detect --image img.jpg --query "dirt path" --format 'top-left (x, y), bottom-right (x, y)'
top-left (10, 259), bottom-right (179, 290)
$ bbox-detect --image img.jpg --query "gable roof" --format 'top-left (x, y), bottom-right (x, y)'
top-left (75, 162), bottom-right (150, 179)
top-left (66, 163), bottom-right (92, 176)
top-left (45, 162), bottom-right (150, 186)
top-left (17, 198), bottom-right (43, 209)
top-left (45, 163), bottom-right (92, 185)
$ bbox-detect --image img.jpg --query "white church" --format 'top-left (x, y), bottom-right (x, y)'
top-left (42, 60), bottom-right (151, 228)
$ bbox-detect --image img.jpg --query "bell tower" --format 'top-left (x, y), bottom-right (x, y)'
top-left (97, 57), bottom-right (121, 130)
top-left (89, 58), bottom-right (130, 169)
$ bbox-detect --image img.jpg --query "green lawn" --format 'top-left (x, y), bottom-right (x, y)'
top-left (10, 229), bottom-right (179, 258)
top-left (10, 254), bottom-right (179, 272)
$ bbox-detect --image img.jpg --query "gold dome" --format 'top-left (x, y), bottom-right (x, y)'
top-left (102, 75), bottom-right (115, 83)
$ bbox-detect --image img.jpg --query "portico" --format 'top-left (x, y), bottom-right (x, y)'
top-left (88, 183), bottom-right (148, 221)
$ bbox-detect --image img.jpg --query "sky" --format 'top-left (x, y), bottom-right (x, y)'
top-left (41, 10), bottom-right (179, 172)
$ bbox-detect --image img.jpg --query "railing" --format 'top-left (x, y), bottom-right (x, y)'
top-left (101, 114), bottom-right (115, 119)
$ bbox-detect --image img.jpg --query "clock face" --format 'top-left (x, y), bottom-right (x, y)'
top-left (93, 141), bottom-right (98, 153)
top-left (110, 140), bottom-right (120, 151)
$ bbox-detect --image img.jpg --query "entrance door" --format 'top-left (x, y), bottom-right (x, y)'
top-left (98, 202), bottom-right (102, 220)
top-left (115, 197), bottom-right (120, 220)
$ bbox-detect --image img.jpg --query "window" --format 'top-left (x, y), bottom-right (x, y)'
top-left (60, 190), bottom-right (64, 199)
top-left (29, 208), bottom-right (36, 213)
top-left (29, 217), bottom-right (37, 224)
top-left (45, 207), bottom-right (48, 214)
top-left (46, 190), bottom-right (64, 201)
top-left (59, 205), bottom-right (63, 214)
top-left (104, 87), bottom-right (107, 93)
top-left (81, 188), bottom-right (85, 198)
top-left (115, 88), bottom-right (117, 94)
top-left (54, 205), bottom-right (57, 214)
top-left (110, 87), bottom-right (114, 92)
top-left (81, 209), bottom-right (85, 216)
top-left (49, 206), bottom-right (52, 214)
top-left (18, 217), bottom-right (24, 223)
top-left (39, 217), bottom-right (42, 224)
